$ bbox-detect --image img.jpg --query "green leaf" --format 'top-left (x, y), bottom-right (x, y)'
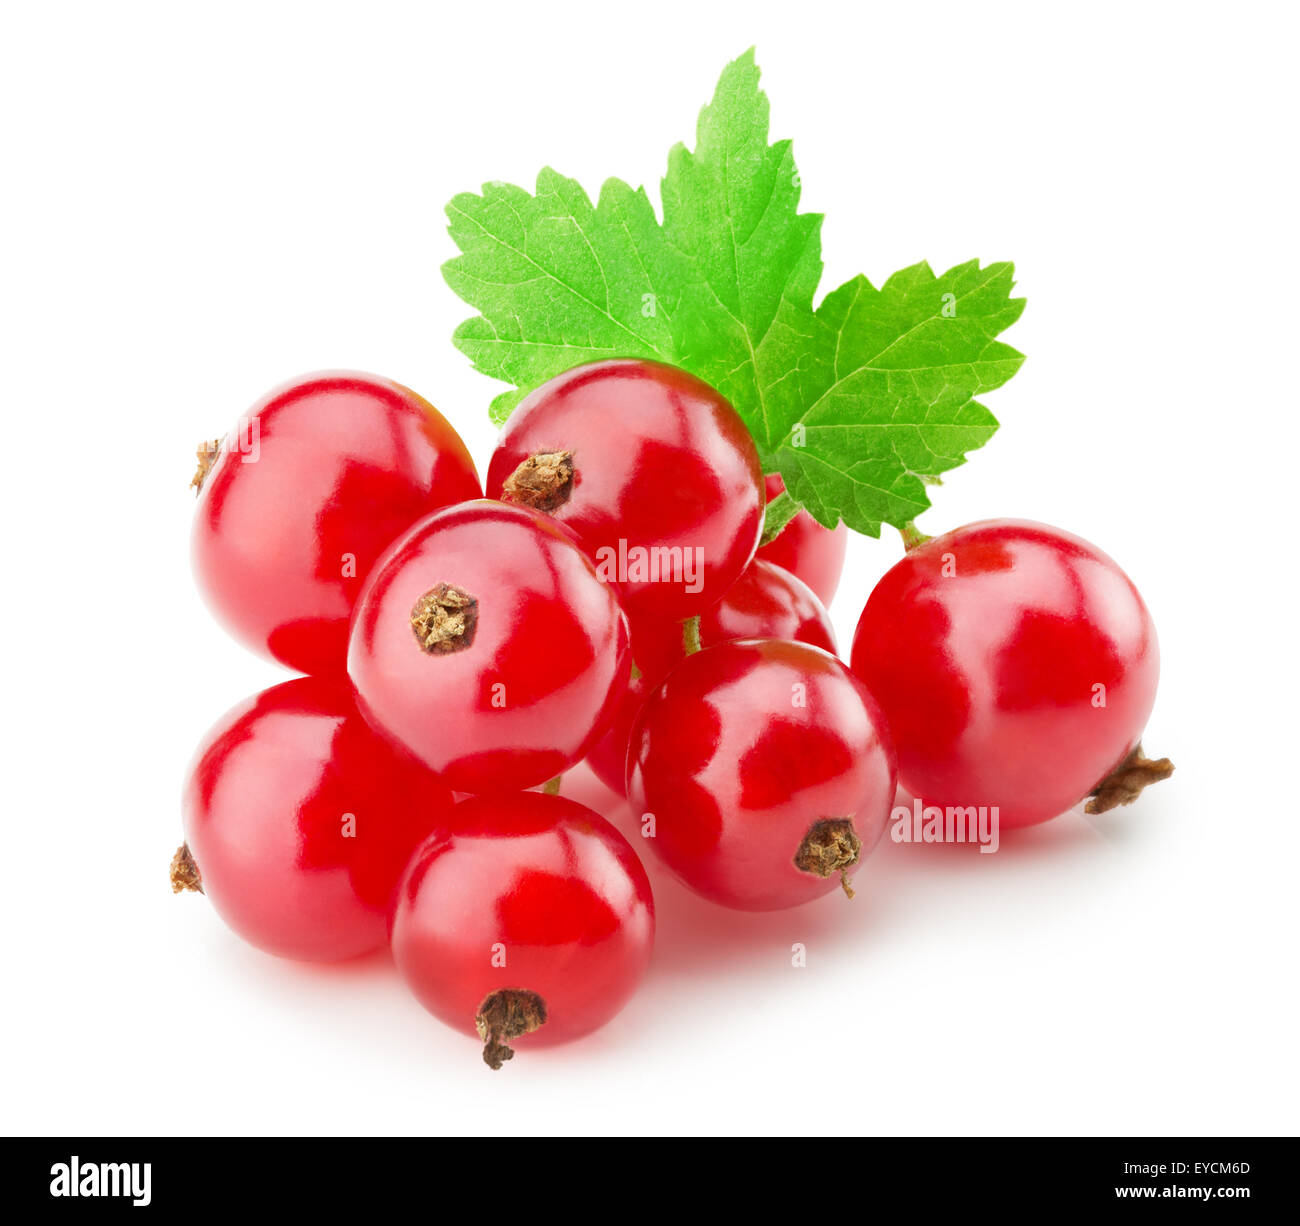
top-left (441, 51), bottom-right (1025, 533)
top-left (443, 170), bottom-right (685, 424)
top-left (760, 259), bottom-right (1026, 533)
top-left (660, 48), bottom-right (823, 436)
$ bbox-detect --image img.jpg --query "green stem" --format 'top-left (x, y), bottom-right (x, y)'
top-left (759, 490), bottom-right (799, 547)
top-left (900, 522), bottom-right (931, 552)
top-left (682, 615), bottom-right (702, 656)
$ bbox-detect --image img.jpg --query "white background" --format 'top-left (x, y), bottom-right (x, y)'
top-left (2, 1), bottom-right (1296, 1137)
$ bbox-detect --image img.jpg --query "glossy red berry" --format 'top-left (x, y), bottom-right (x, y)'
top-left (627, 640), bottom-right (897, 911)
top-left (585, 671), bottom-right (651, 798)
top-left (191, 371), bottom-right (481, 675)
top-left (390, 791), bottom-right (655, 1068)
top-left (755, 474), bottom-right (849, 607)
top-left (629, 558), bottom-right (838, 689)
top-left (348, 500), bottom-right (630, 794)
top-left (175, 676), bottom-right (453, 961)
top-left (485, 359), bottom-right (764, 625)
top-left (850, 519), bottom-right (1164, 829)
top-left (590, 561), bottom-right (839, 797)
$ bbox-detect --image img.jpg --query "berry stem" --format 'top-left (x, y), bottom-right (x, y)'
top-left (899, 522), bottom-right (931, 552)
top-left (759, 489), bottom-right (799, 546)
top-left (682, 615), bottom-right (702, 656)
top-left (542, 775), bottom-right (562, 796)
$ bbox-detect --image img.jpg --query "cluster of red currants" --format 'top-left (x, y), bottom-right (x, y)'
top-left (178, 360), bottom-right (1169, 1067)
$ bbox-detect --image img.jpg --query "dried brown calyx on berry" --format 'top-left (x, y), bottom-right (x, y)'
top-left (475, 989), bottom-right (547, 1070)
top-left (794, 818), bottom-right (862, 898)
top-left (411, 584), bottom-right (479, 654)
top-left (170, 843), bottom-right (203, 894)
top-left (1085, 743), bottom-right (1175, 814)
top-left (502, 450), bottom-right (574, 513)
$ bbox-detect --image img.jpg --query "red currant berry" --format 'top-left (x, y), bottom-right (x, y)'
top-left (391, 791), bottom-right (655, 1068)
top-left (755, 474), bottom-right (849, 607)
top-left (850, 519), bottom-right (1168, 829)
top-left (174, 676), bottom-right (452, 961)
top-left (348, 500), bottom-right (631, 794)
top-left (485, 360), bottom-right (764, 624)
top-left (627, 640), bottom-right (897, 911)
top-left (585, 671), bottom-right (650, 798)
top-left (191, 372), bottom-right (481, 675)
top-left (629, 558), bottom-right (838, 689)
top-left (590, 562), bottom-right (839, 798)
